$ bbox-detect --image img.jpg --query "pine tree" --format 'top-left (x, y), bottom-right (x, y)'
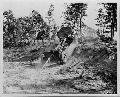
top-left (64, 3), bottom-right (87, 36)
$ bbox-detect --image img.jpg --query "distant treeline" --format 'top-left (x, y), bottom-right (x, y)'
top-left (3, 3), bottom-right (117, 48)
top-left (3, 10), bottom-right (51, 48)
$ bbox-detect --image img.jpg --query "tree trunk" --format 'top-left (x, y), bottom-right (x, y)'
top-left (79, 13), bottom-right (84, 39)
top-left (111, 18), bottom-right (114, 41)
top-left (80, 17), bottom-right (82, 35)
top-left (42, 39), bottom-right (44, 46)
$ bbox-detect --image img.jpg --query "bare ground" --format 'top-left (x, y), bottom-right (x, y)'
top-left (3, 41), bottom-right (117, 94)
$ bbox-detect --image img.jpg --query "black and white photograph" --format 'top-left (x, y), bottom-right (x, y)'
top-left (2, 0), bottom-right (118, 94)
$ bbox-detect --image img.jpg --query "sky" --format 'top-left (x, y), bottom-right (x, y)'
top-left (2, 0), bottom-right (99, 30)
